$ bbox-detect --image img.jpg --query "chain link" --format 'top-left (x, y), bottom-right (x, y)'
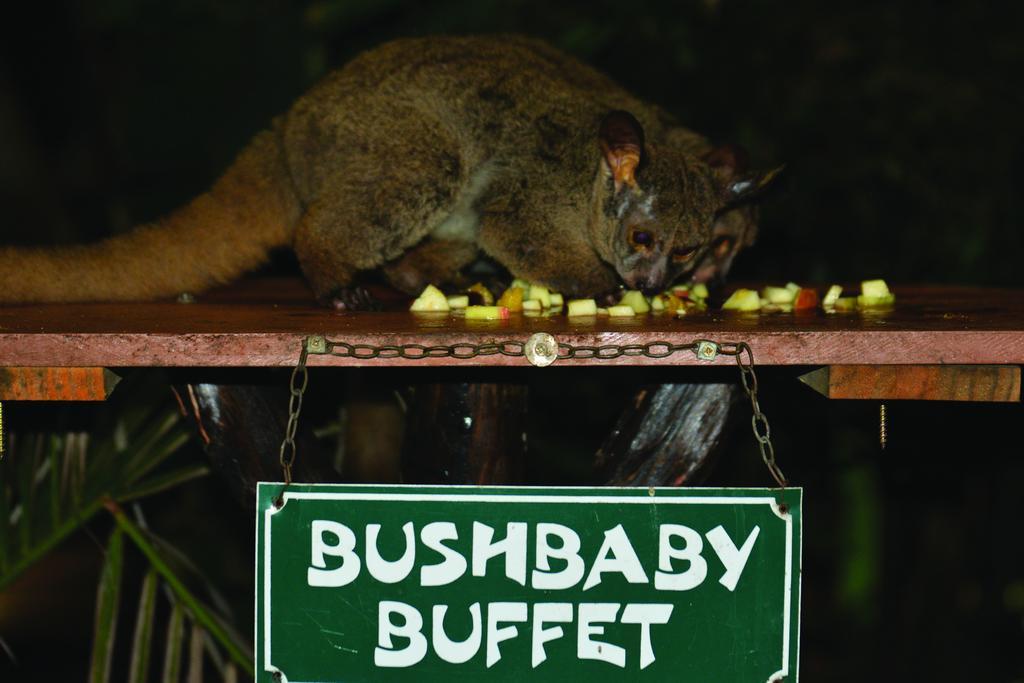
top-left (278, 344), bottom-right (309, 485)
top-left (280, 334), bottom-right (787, 491)
top-left (730, 342), bottom-right (788, 491)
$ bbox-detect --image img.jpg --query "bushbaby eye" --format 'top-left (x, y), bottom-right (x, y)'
top-left (672, 245), bottom-right (698, 262)
top-left (629, 230), bottom-right (653, 247)
top-left (712, 236), bottom-right (734, 258)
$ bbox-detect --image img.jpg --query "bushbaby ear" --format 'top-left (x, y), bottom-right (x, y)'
top-left (703, 144), bottom-right (750, 175)
top-left (599, 110), bottom-right (645, 192)
top-left (724, 165), bottom-right (784, 205)
top-left (702, 143), bottom-right (783, 204)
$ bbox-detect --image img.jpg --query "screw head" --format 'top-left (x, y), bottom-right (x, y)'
top-left (525, 332), bottom-right (558, 367)
top-left (696, 340), bottom-right (719, 361)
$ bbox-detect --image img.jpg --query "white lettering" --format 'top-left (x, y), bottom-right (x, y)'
top-left (307, 520), bottom-right (360, 587)
top-left (486, 602), bottom-right (527, 667)
top-left (531, 602), bottom-right (572, 667)
top-left (432, 603), bottom-right (481, 664)
top-left (532, 524), bottom-right (584, 590)
top-left (583, 524), bottom-right (649, 590)
top-left (420, 522), bottom-right (467, 587)
top-left (654, 524), bottom-right (707, 591)
top-left (577, 603), bottom-right (625, 667)
top-left (473, 522), bottom-right (527, 586)
top-left (366, 522), bottom-right (416, 584)
top-left (706, 525), bottom-right (760, 592)
top-left (621, 603), bottom-right (674, 669)
top-left (374, 601), bottom-right (427, 667)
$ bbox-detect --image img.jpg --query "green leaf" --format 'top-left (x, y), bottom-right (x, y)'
top-left (0, 403), bottom-right (194, 591)
top-left (162, 603), bottom-right (185, 683)
top-left (89, 526), bottom-right (124, 683)
top-left (187, 625), bottom-right (205, 683)
top-left (107, 501), bottom-right (254, 677)
top-left (128, 570), bottom-right (159, 683)
top-left (119, 464), bottom-right (210, 504)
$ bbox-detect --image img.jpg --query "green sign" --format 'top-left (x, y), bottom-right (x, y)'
top-left (256, 484), bottom-right (801, 682)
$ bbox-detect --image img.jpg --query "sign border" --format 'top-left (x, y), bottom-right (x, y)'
top-left (256, 484), bottom-right (802, 683)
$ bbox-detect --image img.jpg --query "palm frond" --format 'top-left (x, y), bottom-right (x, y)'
top-left (88, 526), bottom-right (124, 683)
top-left (87, 503), bottom-right (255, 682)
top-left (0, 403), bottom-right (202, 591)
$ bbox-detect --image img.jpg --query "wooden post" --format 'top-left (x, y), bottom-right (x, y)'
top-left (402, 381), bottom-right (527, 485)
top-left (173, 381), bottom-right (338, 507)
top-left (595, 383), bottom-right (742, 486)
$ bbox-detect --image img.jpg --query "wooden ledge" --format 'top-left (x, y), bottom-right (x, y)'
top-left (799, 365), bottom-right (1021, 402)
top-left (1, 278), bottom-right (1023, 368)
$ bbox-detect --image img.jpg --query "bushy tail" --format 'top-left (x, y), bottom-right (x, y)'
top-left (0, 129), bottom-right (301, 303)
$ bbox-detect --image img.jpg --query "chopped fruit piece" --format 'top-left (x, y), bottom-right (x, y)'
top-left (465, 305), bottom-right (509, 320)
top-left (857, 293), bottom-right (895, 308)
top-left (861, 279), bottom-right (891, 298)
top-left (409, 284), bottom-right (450, 311)
top-left (663, 294), bottom-right (684, 314)
top-left (511, 278), bottom-right (532, 291)
top-left (822, 285), bottom-right (843, 307)
top-left (762, 286), bottom-right (796, 304)
top-left (651, 295), bottom-right (666, 311)
top-left (607, 304), bottom-right (636, 317)
top-left (793, 288), bottom-right (819, 310)
top-left (567, 299), bottom-right (598, 316)
top-left (549, 292), bottom-right (564, 307)
top-left (596, 307), bottom-right (609, 316)
top-left (721, 288), bottom-right (761, 311)
top-left (671, 285), bottom-right (690, 298)
top-left (620, 290), bottom-right (650, 313)
top-left (785, 282), bottom-right (801, 294)
top-left (522, 299), bottom-right (542, 312)
top-left (446, 295), bottom-right (468, 309)
top-left (467, 282), bottom-right (494, 306)
top-left (528, 284), bottom-right (552, 308)
top-left (496, 286), bottom-right (524, 312)
top-left (833, 297), bottom-right (857, 312)
top-left (675, 299), bottom-right (704, 317)
top-left (690, 283), bottom-right (709, 300)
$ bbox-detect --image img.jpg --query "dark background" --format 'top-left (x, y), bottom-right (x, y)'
top-left (1, 1), bottom-right (1022, 681)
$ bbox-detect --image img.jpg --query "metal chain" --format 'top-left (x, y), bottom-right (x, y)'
top-left (730, 342), bottom-right (788, 490)
top-left (278, 343), bottom-right (310, 485)
top-left (283, 334), bottom-right (787, 490)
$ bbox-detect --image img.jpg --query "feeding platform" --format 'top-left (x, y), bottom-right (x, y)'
top-left (0, 278), bottom-right (1021, 401)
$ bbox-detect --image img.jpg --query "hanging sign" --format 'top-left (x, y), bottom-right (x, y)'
top-left (256, 484), bottom-right (801, 682)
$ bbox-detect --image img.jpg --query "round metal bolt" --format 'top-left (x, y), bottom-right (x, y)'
top-left (524, 332), bottom-right (558, 367)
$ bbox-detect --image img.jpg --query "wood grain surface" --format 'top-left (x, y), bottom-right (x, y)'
top-left (1, 278), bottom-right (1023, 367)
top-left (0, 367), bottom-right (118, 400)
top-left (800, 365), bottom-right (1021, 401)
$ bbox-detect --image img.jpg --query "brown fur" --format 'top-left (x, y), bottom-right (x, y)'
top-left (0, 36), bottom-right (773, 304)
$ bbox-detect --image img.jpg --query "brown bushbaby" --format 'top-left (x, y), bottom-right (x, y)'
top-left (0, 35), bottom-right (777, 306)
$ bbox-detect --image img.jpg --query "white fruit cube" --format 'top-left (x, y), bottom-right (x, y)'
top-left (822, 284), bottom-right (843, 307)
top-left (465, 305), bottom-right (510, 320)
top-left (528, 284), bottom-right (552, 308)
top-left (861, 279), bottom-right (891, 298)
top-left (607, 304), bottom-right (636, 317)
top-left (762, 286), bottom-right (796, 304)
top-left (567, 299), bottom-right (598, 316)
top-left (410, 284), bottom-right (450, 311)
top-left (619, 290), bottom-right (650, 314)
top-left (446, 295), bottom-right (468, 309)
top-left (721, 288), bottom-right (762, 311)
